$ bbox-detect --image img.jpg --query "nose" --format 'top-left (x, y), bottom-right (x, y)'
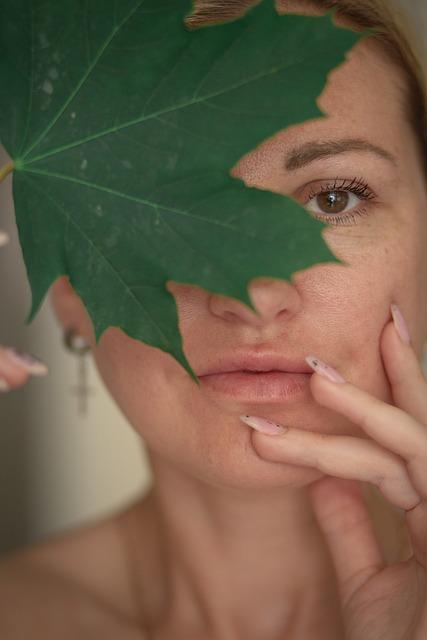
top-left (208, 276), bottom-right (302, 328)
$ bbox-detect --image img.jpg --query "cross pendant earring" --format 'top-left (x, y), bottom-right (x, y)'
top-left (63, 328), bottom-right (95, 417)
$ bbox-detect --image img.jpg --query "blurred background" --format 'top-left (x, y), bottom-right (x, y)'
top-left (0, 140), bottom-right (151, 554)
top-left (0, 0), bottom-right (426, 556)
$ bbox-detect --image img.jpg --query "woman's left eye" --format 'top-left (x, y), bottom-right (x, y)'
top-left (304, 177), bottom-right (376, 226)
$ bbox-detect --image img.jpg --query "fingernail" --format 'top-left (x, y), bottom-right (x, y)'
top-left (390, 303), bottom-right (411, 345)
top-left (4, 348), bottom-right (49, 376)
top-left (0, 231), bottom-right (10, 247)
top-left (305, 355), bottom-right (346, 383)
top-left (239, 415), bottom-right (286, 435)
top-left (0, 378), bottom-right (10, 392)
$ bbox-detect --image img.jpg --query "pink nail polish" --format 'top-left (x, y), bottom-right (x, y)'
top-left (239, 415), bottom-right (286, 435)
top-left (390, 304), bottom-right (411, 345)
top-left (305, 356), bottom-right (346, 383)
top-left (4, 348), bottom-right (48, 376)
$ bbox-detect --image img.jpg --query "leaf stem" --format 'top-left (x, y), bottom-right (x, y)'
top-left (0, 161), bottom-right (14, 183)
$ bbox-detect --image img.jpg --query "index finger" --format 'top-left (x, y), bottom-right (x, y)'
top-left (380, 315), bottom-right (427, 424)
top-left (307, 368), bottom-right (427, 508)
top-left (309, 373), bottom-right (427, 467)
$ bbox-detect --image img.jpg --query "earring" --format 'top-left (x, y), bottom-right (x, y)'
top-left (63, 327), bottom-right (94, 417)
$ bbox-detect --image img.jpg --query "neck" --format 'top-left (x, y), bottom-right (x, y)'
top-left (122, 452), bottom-right (407, 640)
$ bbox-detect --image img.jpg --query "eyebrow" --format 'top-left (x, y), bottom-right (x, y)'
top-left (284, 138), bottom-right (397, 171)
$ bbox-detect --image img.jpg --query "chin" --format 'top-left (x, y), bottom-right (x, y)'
top-left (148, 425), bottom-right (326, 492)
top-left (196, 460), bottom-right (325, 492)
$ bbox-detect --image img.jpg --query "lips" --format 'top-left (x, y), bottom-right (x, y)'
top-left (197, 353), bottom-right (313, 377)
top-left (196, 352), bottom-right (313, 403)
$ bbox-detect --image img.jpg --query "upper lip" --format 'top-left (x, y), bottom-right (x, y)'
top-left (198, 353), bottom-right (314, 376)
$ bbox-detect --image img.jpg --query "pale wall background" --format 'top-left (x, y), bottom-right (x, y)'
top-left (0, 0), bottom-right (426, 555)
top-left (0, 143), bottom-right (152, 553)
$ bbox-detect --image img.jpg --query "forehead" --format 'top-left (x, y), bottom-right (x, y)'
top-left (231, 26), bottom-right (410, 181)
top-left (275, 0), bottom-right (408, 134)
top-left (319, 36), bottom-right (406, 127)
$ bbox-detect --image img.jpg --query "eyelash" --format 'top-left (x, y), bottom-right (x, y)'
top-left (305, 176), bottom-right (376, 226)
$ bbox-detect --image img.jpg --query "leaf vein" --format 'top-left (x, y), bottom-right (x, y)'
top-left (22, 167), bottom-right (254, 236)
top-left (20, 0), bottom-right (146, 161)
top-left (155, 205), bottom-right (235, 289)
top-left (154, 115), bottom-right (233, 149)
top-left (85, 0), bottom-right (91, 66)
top-left (26, 174), bottom-right (172, 347)
top-left (191, 21), bottom-right (251, 101)
top-left (141, 43), bottom-right (192, 118)
top-left (24, 53), bottom-right (318, 165)
top-left (18, 0), bottom-right (35, 157)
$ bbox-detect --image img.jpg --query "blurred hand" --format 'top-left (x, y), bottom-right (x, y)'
top-left (0, 230), bottom-right (48, 392)
top-left (0, 346), bottom-right (48, 392)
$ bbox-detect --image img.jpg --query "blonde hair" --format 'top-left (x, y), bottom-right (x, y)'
top-left (185, 0), bottom-right (427, 175)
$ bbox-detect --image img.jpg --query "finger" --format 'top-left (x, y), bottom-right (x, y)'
top-left (404, 501), bottom-right (427, 569)
top-left (0, 231), bottom-right (9, 247)
top-left (0, 348), bottom-right (30, 390)
top-left (3, 347), bottom-right (48, 377)
top-left (308, 476), bottom-right (385, 610)
top-left (381, 308), bottom-right (427, 424)
top-left (0, 346), bottom-right (48, 391)
top-left (306, 370), bottom-right (427, 504)
top-left (242, 416), bottom-right (421, 510)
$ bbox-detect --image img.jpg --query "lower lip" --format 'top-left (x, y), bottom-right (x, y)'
top-left (199, 370), bottom-right (312, 402)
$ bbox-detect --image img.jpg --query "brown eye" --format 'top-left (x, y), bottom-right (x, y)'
top-left (317, 190), bottom-right (349, 213)
top-left (306, 189), bottom-right (359, 216)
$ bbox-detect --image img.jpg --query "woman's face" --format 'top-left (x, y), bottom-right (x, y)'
top-left (69, 23), bottom-right (427, 489)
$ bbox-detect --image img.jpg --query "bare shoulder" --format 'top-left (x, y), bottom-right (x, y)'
top-left (0, 504), bottom-right (148, 639)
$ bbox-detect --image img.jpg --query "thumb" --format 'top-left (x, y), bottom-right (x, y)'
top-left (308, 476), bottom-right (385, 610)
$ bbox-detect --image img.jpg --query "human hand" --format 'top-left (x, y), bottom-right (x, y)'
top-left (240, 303), bottom-right (427, 640)
top-left (0, 346), bottom-right (48, 392)
top-left (0, 231), bottom-right (48, 392)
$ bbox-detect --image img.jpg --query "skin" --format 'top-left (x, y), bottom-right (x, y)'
top-left (1, 2), bottom-right (427, 638)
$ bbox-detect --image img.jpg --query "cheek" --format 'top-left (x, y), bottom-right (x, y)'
top-left (295, 248), bottom-right (400, 400)
top-left (323, 206), bottom-right (427, 322)
top-left (91, 328), bottom-right (183, 428)
top-left (77, 172), bottom-right (427, 491)
top-left (319, 215), bottom-right (427, 388)
top-left (371, 213), bottom-right (427, 355)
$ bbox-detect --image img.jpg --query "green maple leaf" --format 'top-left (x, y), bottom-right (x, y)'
top-left (0, 0), bottom-right (366, 383)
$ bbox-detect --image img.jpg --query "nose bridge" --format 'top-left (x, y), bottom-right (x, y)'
top-left (209, 276), bottom-right (301, 327)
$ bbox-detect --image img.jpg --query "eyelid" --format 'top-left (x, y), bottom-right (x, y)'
top-left (295, 176), bottom-right (377, 203)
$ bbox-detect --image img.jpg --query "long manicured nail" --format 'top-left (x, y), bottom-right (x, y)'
top-left (305, 355), bottom-right (346, 383)
top-left (0, 231), bottom-right (10, 247)
top-left (4, 348), bottom-right (48, 376)
top-left (0, 378), bottom-right (10, 392)
top-left (239, 415), bottom-right (286, 435)
top-left (390, 303), bottom-right (411, 345)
